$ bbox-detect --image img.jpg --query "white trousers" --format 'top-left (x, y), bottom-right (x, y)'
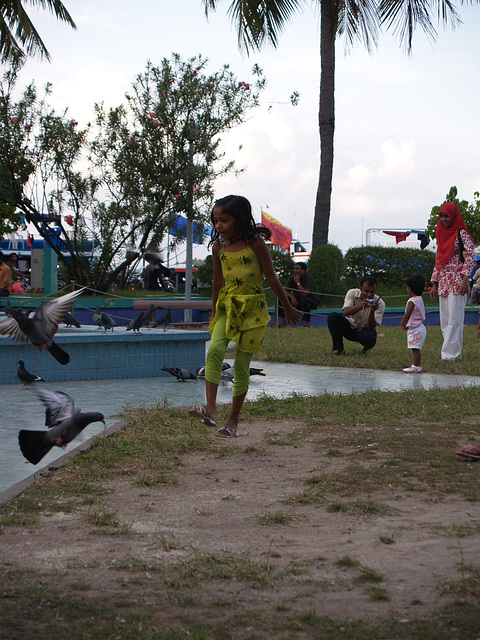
top-left (439, 292), bottom-right (467, 360)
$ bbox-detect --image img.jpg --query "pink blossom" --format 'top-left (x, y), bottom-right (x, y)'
top-left (10, 117), bottom-right (17, 123)
top-left (175, 194), bottom-right (181, 199)
top-left (149, 112), bottom-right (156, 118)
top-left (70, 119), bottom-right (78, 126)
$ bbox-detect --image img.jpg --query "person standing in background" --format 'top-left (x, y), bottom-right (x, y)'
top-left (430, 202), bottom-right (475, 360)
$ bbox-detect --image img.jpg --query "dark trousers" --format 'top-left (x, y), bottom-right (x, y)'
top-left (279, 296), bottom-right (316, 322)
top-left (327, 312), bottom-right (377, 351)
top-left (0, 289), bottom-right (9, 297)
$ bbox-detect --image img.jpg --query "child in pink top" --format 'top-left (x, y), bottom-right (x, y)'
top-left (401, 275), bottom-right (426, 373)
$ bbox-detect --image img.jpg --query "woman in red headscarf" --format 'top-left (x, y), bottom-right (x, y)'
top-left (430, 202), bottom-right (476, 360)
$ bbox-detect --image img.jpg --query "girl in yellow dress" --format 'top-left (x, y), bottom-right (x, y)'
top-left (189, 195), bottom-right (303, 437)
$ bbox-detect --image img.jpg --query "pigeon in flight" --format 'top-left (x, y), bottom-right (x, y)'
top-left (92, 305), bottom-right (102, 328)
top-left (126, 312), bottom-right (144, 334)
top-left (0, 288), bottom-right (85, 365)
top-left (100, 312), bottom-right (117, 333)
top-left (17, 360), bottom-right (45, 389)
top-left (18, 389), bottom-right (105, 465)
top-left (153, 307), bottom-right (171, 331)
top-left (161, 366), bottom-right (197, 382)
top-left (142, 303), bottom-right (155, 329)
top-left (63, 311), bottom-right (81, 328)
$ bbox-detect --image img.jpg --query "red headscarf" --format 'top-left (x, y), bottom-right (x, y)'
top-left (435, 202), bottom-right (472, 269)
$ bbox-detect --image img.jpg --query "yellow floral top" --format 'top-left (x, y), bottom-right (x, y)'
top-left (209, 243), bottom-right (271, 353)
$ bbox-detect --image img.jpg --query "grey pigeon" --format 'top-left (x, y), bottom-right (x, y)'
top-left (0, 288), bottom-right (85, 365)
top-left (100, 312), bottom-right (117, 333)
top-left (142, 303), bottom-right (155, 329)
top-left (92, 305), bottom-right (101, 328)
top-left (196, 361), bottom-right (230, 378)
top-left (153, 307), bottom-right (171, 331)
top-left (18, 389), bottom-right (105, 465)
top-left (220, 366), bottom-right (266, 383)
top-left (63, 311), bottom-right (81, 328)
top-left (161, 366), bottom-right (197, 382)
top-left (126, 312), bottom-right (144, 334)
top-left (17, 359), bottom-right (45, 389)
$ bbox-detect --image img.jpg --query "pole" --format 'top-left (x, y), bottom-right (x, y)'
top-left (184, 138), bottom-right (194, 323)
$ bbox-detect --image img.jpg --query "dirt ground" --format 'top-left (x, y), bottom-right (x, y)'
top-left (1, 417), bottom-right (480, 632)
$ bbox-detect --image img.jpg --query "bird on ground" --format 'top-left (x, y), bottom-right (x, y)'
top-left (18, 389), bottom-right (105, 465)
top-left (126, 312), bottom-right (144, 334)
top-left (100, 312), bottom-right (117, 333)
top-left (161, 366), bottom-right (197, 382)
top-left (63, 311), bottom-right (81, 328)
top-left (142, 303), bottom-right (155, 329)
top-left (17, 360), bottom-right (45, 389)
top-left (221, 366), bottom-right (266, 383)
top-left (92, 305), bottom-right (102, 328)
top-left (196, 361), bottom-right (231, 378)
top-left (0, 288), bottom-right (85, 365)
top-left (153, 307), bottom-right (171, 331)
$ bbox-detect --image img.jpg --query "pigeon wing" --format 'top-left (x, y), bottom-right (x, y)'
top-left (36, 388), bottom-right (75, 427)
top-left (34, 288), bottom-right (85, 338)
top-left (0, 314), bottom-right (28, 342)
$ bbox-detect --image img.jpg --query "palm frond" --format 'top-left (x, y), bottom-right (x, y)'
top-left (226, 0), bottom-right (305, 52)
top-left (379, 0), bottom-right (461, 52)
top-left (0, 0), bottom-right (76, 63)
top-left (337, 0), bottom-right (381, 54)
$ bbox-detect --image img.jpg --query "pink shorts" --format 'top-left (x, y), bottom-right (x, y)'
top-left (407, 324), bottom-right (426, 350)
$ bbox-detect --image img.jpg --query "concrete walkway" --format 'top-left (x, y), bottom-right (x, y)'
top-left (2, 361), bottom-right (480, 496)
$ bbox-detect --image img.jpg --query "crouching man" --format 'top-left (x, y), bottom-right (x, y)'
top-left (327, 276), bottom-right (385, 355)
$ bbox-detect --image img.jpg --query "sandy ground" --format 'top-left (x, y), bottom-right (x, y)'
top-left (1, 417), bottom-right (479, 631)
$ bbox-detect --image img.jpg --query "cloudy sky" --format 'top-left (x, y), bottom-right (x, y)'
top-left (14, 0), bottom-right (480, 260)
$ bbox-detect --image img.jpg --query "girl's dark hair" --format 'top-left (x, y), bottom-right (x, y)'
top-left (209, 195), bottom-right (271, 247)
top-left (406, 274), bottom-right (425, 296)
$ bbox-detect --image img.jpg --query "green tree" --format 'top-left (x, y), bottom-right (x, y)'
top-left (0, 55), bottom-right (266, 290)
top-left (0, 0), bottom-right (76, 63)
top-left (202, 0), bottom-right (477, 248)
top-left (426, 186), bottom-right (480, 245)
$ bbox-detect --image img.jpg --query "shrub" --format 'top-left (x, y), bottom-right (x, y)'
top-left (344, 246), bottom-right (435, 285)
top-left (307, 244), bottom-right (344, 296)
top-left (270, 250), bottom-right (295, 285)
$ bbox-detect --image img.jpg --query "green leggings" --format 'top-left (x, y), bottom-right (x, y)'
top-left (205, 310), bottom-right (253, 397)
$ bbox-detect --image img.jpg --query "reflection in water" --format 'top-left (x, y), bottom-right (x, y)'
top-left (1, 361), bottom-right (479, 494)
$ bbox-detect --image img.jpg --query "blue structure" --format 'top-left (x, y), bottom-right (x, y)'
top-left (0, 329), bottom-right (209, 384)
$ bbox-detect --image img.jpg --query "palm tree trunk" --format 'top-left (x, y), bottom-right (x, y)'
top-left (312, 0), bottom-right (336, 248)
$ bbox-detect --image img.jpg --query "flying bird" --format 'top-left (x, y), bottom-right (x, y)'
top-left (0, 288), bottom-right (85, 365)
top-left (17, 360), bottom-right (45, 389)
top-left (63, 311), bottom-right (81, 328)
top-left (153, 307), bottom-right (171, 331)
top-left (142, 303), bottom-right (155, 329)
top-left (161, 366), bottom-right (197, 382)
top-left (92, 305), bottom-right (102, 328)
top-left (18, 389), bottom-right (105, 465)
top-left (100, 312), bottom-right (117, 333)
top-left (126, 312), bottom-right (144, 334)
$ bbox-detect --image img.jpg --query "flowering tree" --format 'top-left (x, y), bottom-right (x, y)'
top-left (0, 55), bottom-right (265, 290)
top-left (427, 186), bottom-right (480, 245)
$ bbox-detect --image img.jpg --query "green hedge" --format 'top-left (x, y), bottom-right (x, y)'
top-left (344, 246), bottom-right (435, 285)
top-left (307, 244), bottom-right (345, 295)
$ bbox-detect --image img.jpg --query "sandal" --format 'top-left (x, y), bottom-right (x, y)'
top-left (456, 445), bottom-right (480, 460)
top-left (215, 425), bottom-right (240, 438)
top-left (188, 404), bottom-right (216, 427)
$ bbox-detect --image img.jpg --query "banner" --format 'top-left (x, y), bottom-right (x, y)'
top-left (261, 210), bottom-right (292, 251)
top-left (169, 215), bottom-right (212, 245)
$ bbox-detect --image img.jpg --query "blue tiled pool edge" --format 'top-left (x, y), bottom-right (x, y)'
top-left (0, 329), bottom-right (210, 383)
